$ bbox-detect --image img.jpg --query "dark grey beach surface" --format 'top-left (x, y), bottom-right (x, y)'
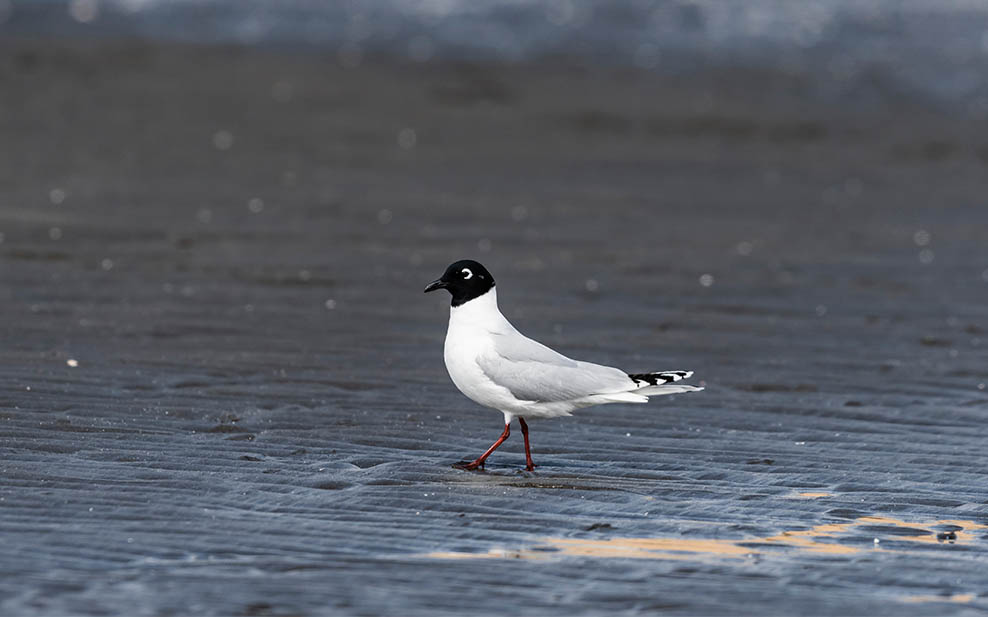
top-left (3, 22), bottom-right (988, 617)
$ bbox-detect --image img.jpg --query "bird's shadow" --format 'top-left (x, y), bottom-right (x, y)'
top-left (446, 463), bottom-right (643, 492)
top-left (450, 462), bottom-right (536, 477)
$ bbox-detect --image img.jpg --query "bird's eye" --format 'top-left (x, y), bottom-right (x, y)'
top-left (461, 268), bottom-right (473, 279)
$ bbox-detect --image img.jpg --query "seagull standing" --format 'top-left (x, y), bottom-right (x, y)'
top-left (424, 260), bottom-right (703, 471)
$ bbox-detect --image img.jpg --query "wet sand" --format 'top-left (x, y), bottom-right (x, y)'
top-left (2, 41), bottom-right (988, 615)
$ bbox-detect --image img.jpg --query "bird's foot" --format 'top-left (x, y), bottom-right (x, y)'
top-left (524, 463), bottom-right (537, 472)
top-left (452, 459), bottom-right (485, 471)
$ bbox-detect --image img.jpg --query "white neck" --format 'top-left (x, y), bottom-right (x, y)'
top-left (448, 287), bottom-right (508, 329)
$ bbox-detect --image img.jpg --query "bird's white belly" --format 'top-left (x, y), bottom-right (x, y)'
top-left (444, 330), bottom-right (528, 413)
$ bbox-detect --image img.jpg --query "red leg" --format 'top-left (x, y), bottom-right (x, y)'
top-left (454, 422), bottom-right (510, 471)
top-left (519, 418), bottom-right (536, 471)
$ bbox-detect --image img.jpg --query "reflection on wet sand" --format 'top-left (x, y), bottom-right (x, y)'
top-left (902, 593), bottom-right (975, 604)
top-left (544, 537), bottom-right (752, 560)
top-left (761, 521), bottom-right (859, 555)
top-left (427, 515), bottom-right (988, 561)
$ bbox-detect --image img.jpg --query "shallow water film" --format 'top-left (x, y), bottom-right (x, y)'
top-left (2, 41), bottom-right (988, 616)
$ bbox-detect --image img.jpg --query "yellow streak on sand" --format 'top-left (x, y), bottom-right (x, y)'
top-left (856, 515), bottom-right (940, 543)
top-left (761, 522), bottom-right (860, 555)
top-left (902, 594), bottom-right (975, 604)
top-left (425, 516), bottom-right (987, 561)
top-left (543, 537), bottom-right (753, 559)
top-left (795, 492), bottom-right (832, 498)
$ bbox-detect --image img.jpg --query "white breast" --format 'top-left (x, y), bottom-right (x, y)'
top-left (442, 288), bottom-right (528, 413)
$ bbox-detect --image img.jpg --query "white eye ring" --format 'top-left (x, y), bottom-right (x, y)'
top-left (461, 268), bottom-right (473, 279)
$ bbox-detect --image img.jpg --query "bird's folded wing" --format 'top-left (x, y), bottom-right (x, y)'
top-left (479, 333), bottom-right (633, 403)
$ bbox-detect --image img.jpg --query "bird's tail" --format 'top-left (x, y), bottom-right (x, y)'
top-left (628, 370), bottom-right (703, 397)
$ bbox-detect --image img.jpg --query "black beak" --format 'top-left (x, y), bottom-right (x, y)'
top-left (424, 278), bottom-right (447, 293)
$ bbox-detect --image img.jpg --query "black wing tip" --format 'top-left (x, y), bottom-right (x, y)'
top-left (628, 370), bottom-right (693, 386)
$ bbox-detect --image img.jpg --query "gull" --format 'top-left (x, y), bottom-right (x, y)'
top-left (424, 259), bottom-right (703, 471)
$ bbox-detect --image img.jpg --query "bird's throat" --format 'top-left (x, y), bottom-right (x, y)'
top-left (448, 287), bottom-right (503, 328)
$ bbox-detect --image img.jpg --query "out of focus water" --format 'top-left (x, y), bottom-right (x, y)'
top-left (5, 0), bottom-right (988, 111)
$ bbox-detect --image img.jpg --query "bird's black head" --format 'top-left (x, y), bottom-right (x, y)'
top-left (423, 260), bottom-right (496, 307)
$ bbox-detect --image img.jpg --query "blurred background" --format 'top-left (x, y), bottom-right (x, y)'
top-left (6, 0), bottom-right (988, 113)
top-left (2, 2), bottom-right (988, 616)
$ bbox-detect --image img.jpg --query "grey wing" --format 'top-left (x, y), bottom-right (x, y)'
top-left (478, 331), bottom-right (634, 403)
